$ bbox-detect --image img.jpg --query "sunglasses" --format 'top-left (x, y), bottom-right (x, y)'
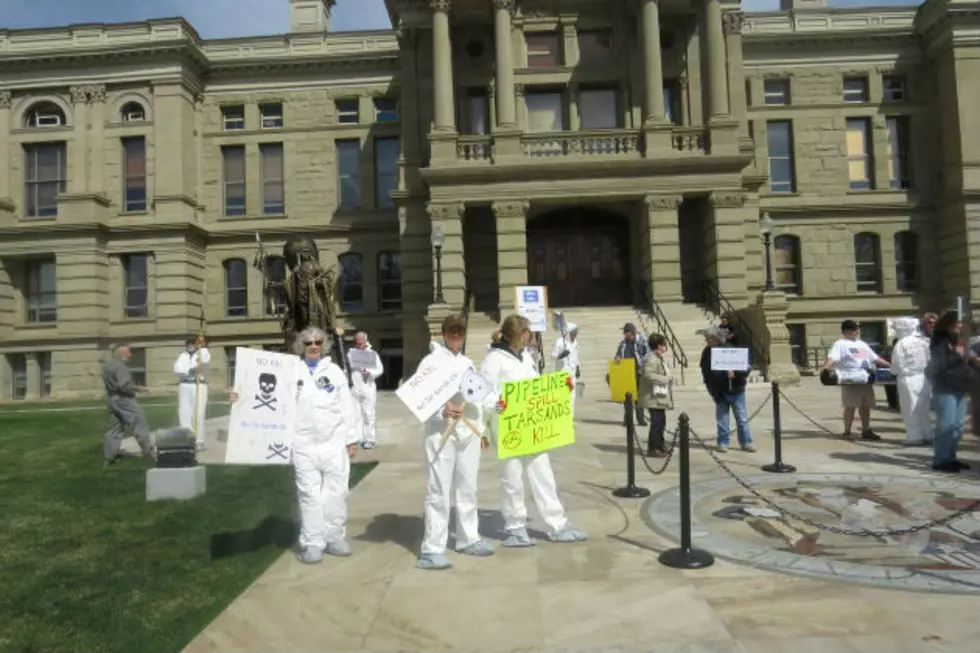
top-left (304, 340), bottom-right (324, 346)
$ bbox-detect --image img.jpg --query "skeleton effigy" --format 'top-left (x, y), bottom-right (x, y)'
top-left (254, 233), bottom-right (353, 384)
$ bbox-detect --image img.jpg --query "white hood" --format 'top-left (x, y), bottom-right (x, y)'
top-left (892, 318), bottom-right (919, 340)
top-left (567, 322), bottom-right (578, 333)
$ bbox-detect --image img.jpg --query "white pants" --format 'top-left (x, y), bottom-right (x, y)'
top-left (293, 440), bottom-right (350, 550)
top-left (354, 386), bottom-right (377, 444)
top-left (569, 389), bottom-right (577, 420)
top-left (177, 383), bottom-right (208, 443)
top-left (898, 374), bottom-right (933, 443)
top-left (421, 430), bottom-right (482, 555)
top-left (499, 452), bottom-right (568, 535)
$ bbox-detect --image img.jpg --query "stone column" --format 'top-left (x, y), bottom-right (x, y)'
top-left (708, 191), bottom-right (748, 302)
top-left (644, 194), bottom-right (683, 303)
top-left (152, 83), bottom-right (199, 221)
top-left (0, 91), bottom-right (13, 216)
top-left (431, 0), bottom-right (455, 132)
top-left (58, 86), bottom-right (111, 222)
top-left (68, 86), bottom-right (89, 194)
top-left (756, 290), bottom-right (801, 385)
top-left (704, 0), bottom-right (729, 119)
top-left (427, 202), bottom-right (466, 309)
top-left (396, 28), bottom-right (423, 192)
top-left (493, 0), bottom-right (517, 128)
top-left (642, 0), bottom-right (666, 123)
top-left (493, 200), bottom-right (529, 312)
top-left (86, 84), bottom-right (107, 194)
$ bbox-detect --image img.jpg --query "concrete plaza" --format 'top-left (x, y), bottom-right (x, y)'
top-left (180, 380), bottom-right (980, 653)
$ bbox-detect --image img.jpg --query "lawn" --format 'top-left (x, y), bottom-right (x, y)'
top-left (0, 400), bottom-right (375, 653)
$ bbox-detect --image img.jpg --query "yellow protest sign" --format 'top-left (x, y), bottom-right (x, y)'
top-left (497, 371), bottom-right (574, 460)
top-left (608, 358), bottom-right (637, 402)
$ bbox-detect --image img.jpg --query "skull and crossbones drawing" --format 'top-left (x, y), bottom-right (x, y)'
top-left (254, 373), bottom-right (279, 411)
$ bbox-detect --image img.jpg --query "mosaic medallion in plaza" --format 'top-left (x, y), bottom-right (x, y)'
top-left (643, 473), bottom-right (980, 594)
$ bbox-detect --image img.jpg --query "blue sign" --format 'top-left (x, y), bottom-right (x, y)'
top-left (522, 289), bottom-right (539, 302)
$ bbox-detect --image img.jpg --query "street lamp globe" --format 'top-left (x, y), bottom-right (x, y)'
top-left (430, 225), bottom-right (445, 249)
top-left (759, 212), bottom-right (774, 236)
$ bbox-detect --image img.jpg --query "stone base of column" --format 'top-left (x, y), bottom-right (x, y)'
top-left (428, 130), bottom-right (459, 167)
top-left (755, 290), bottom-right (801, 386)
top-left (56, 192), bottom-right (111, 224)
top-left (707, 117), bottom-right (740, 156)
top-left (491, 128), bottom-right (523, 163)
top-left (643, 121), bottom-right (674, 156)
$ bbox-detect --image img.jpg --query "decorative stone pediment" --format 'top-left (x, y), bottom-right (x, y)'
top-left (427, 201), bottom-right (464, 221)
top-left (644, 195), bottom-right (682, 212)
top-left (710, 191), bottom-right (746, 209)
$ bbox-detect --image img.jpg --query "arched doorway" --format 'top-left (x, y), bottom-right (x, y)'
top-left (526, 207), bottom-right (631, 307)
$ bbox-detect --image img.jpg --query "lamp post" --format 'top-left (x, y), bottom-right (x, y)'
top-left (431, 224), bottom-right (446, 304)
top-left (760, 212), bottom-right (775, 292)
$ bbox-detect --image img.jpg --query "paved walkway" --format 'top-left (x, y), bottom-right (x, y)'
top-left (180, 380), bottom-right (980, 653)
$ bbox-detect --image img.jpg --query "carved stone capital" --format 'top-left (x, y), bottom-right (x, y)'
top-left (486, 80), bottom-right (496, 98)
top-left (0, 91), bottom-right (11, 110)
top-left (427, 201), bottom-right (465, 221)
top-left (492, 200), bottom-right (529, 219)
top-left (644, 194), bottom-right (682, 212)
top-left (678, 71), bottom-right (688, 90)
top-left (70, 86), bottom-right (88, 105)
top-left (88, 84), bottom-right (106, 103)
top-left (722, 11), bottom-right (744, 36)
top-left (429, 0), bottom-right (450, 13)
top-left (710, 191), bottom-right (745, 209)
top-left (493, 0), bottom-right (515, 10)
top-left (70, 84), bottom-right (106, 105)
top-left (514, 84), bottom-right (525, 98)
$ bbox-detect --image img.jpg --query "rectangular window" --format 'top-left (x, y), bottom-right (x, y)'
top-left (25, 258), bottom-right (57, 324)
top-left (464, 90), bottom-right (489, 135)
top-left (225, 347), bottom-right (237, 388)
top-left (378, 252), bottom-right (402, 311)
top-left (846, 118), bottom-right (873, 190)
top-left (260, 143), bottom-right (285, 215)
top-left (766, 120), bottom-right (795, 193)
top-left (886, 116), bottom-right (911, 190)
top-left (374, 98), bottom-right (399, 123)
top-left (259, 103), bottom-right (283, 129)
top-left (122, 253), bottom-right (149, 319)
top-left (763, 79), bottom-right (790, 105)
top-left (843, 77), bottom-right (868, 103)
top-left (336, 99), bottom-right (360, 124)
top-left (221, 105), bottom-right (245, 130)
top-left (122, 137), bottom-right (147, 212)
top-left (336, 139), bottom-right (361, 209)
top-left (339, 253), bottom-right (364, 312)
top-left (525, 91), bottom-right (565, 133)
top-left (24, 142), bottom-right (67, 218)
top-left (128, 348), bottom-right (147, 387)
top-left (38, 352), bottom-right (51, 398)
top-left (883, 75), bottom-right (906, 102)
top-left (579, 88), bottom-right (619, 130)
top-left (222, 145), bottom-right (246, 216)
top-left (663, 81), bottom-right (682, 125)
top-left (787, 324), bottom-right (807, 368)
top-left (9, 354), bottom-right (27, 400)
top-left (526, 33), bottom-right (561, 67)
top-left (854, 233), bottom-right (882, 293)
top-left (374, 137), bottom-right (400, 210)
top-left (860, 322), bottom-right (886, 353)
top-left (577, 30), bottom-right (612, 66)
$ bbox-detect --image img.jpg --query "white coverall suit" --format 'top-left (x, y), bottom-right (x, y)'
top-left (419, 341), bottom-right (490, 565)
top-left (891, 321), bottom-right (933, 444)
top-left (348, 345), bottom-right (384, 446)
top-left (173, 347), bottom-right (210, 447)
top-left (481, 345), bottom-right (586, 545)
top-left (292, 356), bottom-right (361, 555)
top-left (550, 323), bottom-right (580, 418)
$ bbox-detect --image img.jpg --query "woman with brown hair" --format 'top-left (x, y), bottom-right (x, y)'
top-left (480, 314), bottom-right (586, 547)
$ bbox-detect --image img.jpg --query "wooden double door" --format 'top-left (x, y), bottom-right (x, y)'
top-left (527, 220), bottom-right (631, 307)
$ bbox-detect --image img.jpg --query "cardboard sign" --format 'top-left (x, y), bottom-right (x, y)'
top-left (349, 348), bottom-right (378, 369)
top-left (396, 355), bottom-right (471, 422)
top-left (497, 371), bottom-right (574, 460)
top-left (710, 347), bottom-right (750, 372)
top-left (608, 357), bottom-right (638, 402)
top-left (515, 286), bottom-right (549, 332)
top-left (226, 348), bottom-right (299, 465)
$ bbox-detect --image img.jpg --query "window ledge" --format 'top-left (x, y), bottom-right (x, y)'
top-left (111, 318), bottom-right (154, 325)
top-left (218, 213), bottom-right (290, 221)
top-left (759, 192), bottom-right (801, 198)
top-left (118, 210), bottom-right (149, 217)
top-left (17, 322), bottom-right (57, 329)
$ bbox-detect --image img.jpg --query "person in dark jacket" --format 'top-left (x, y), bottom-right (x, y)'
top-left (614, 322), bottom-right (648, 426)
top-left (700, 327), bottom-right (755, 453)
top-left (927, 311), bottom-right (980, 472)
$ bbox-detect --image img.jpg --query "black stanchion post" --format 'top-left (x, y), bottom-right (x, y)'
top-left (613, 392), bottom-right (650, 499)
top-left (761, 381), bottom-right (796, 473)
top-left (659, 413), bottom-right (715, 569)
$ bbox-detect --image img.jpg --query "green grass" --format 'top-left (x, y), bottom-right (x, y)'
top-left (0, 402), bottom-right (375, 653)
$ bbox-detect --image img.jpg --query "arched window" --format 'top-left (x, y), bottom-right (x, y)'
top-left (24, 101), bottom-right (66, 128)
top-left (264, 255), bottom-right (287, 316)
top-left (853, 232), bottom-right (882, 293)
top-left (894, 231), bottom-right (919, 292)
top-left (223, 258), bottom-right (248, 317)
top-left (773, 235), bottom-right (801, 295)
top-left (377, 252), bottom-right (402, 311)
top-left (120, 101), bottom-right (146, 123)
top-left (338, 252), bottom-right (363, 313)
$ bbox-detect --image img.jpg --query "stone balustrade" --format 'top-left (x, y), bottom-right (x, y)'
top-left (521, 129), bottom-right (642, 159)
top-left (671, 127), bottom-right (710, 153)
top-left (456, 135), bottom-right (492, 162)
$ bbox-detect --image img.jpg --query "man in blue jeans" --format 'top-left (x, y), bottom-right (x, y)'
top-left (699, 327), bottom-right (755, 453)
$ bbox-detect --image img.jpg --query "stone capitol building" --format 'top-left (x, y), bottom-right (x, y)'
top-left (0, 0), bottom-right (977, 400)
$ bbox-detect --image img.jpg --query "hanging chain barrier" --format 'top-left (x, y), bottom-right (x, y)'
top-left (775, 386), bottom-right (905, 450)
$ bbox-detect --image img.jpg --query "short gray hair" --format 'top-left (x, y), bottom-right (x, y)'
top-left (703, 327), bottom-right (726, 345)
top-left (111, 343), bottom-right (130, 357)
top-left (293, 327), bottom-right (331, 356)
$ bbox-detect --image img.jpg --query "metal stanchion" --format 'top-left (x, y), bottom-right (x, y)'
top-left (761, 381), bottom-right (796, 474)
top-left (613, 392), bottom-right (650, 499)
top-left (659, 413), bottom-right (715, 569)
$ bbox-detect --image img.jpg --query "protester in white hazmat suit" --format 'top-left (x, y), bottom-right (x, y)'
top-left (173, 336), bottom-right (210, 450)
top-left (892, 315), bottom-right (935, 445)
top-left (551, 322), bottom-right (580, 418)
top-left (348, 331), bottom-right (384, 449)
top-left (481, 314), bottom-right (587, 547)
top-left (233, 327), bottom-right (361, 563)
top-left (417, 314), bottom-right (495, 570)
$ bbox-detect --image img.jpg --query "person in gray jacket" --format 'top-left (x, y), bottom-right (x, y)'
top-left (103, 343), bottom-right (154, 468)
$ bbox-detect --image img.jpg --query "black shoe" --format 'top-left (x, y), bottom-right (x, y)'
top-left (102, 455), bottom-right (122, 470)
top-left (932, 462), bottom-right (961, 473)
top-left (860, 430), bottom-right (881, 441)
top-left (955, 460), bottom-right (971, 470)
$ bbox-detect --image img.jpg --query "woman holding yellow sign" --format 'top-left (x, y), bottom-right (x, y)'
top-left (481, 314), bottom-right (587, 547)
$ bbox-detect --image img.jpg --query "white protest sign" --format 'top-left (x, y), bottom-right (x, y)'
top-left (349, 348), bottom-right (378, 369)
top-left (226, 347), bottom-right (299, 465)
top-left (459, 368), bottom-right (494, 405)
top-left (515, 286), bottom-right (549, 332)
top-left (396, 355), bottom-right (471, 422)
top-left (710, 347), bottom-right (750, 372)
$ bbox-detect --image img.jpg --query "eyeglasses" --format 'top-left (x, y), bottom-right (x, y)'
top-left (304, 340), bottom-right (324, 346)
